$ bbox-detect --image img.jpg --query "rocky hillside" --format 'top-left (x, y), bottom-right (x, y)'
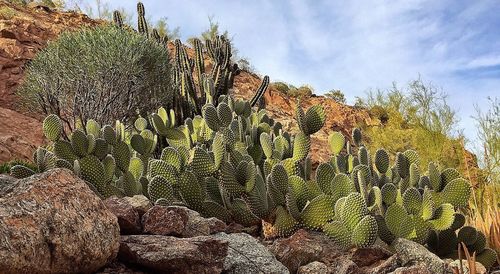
top-left (0, 1), bottom-right (372, 165)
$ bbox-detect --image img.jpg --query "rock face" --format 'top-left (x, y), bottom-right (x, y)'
top-left (213, 232), bottom-right (289, 274)
top-left (119, 235), bottom-right (228, 273)
top-left (0, 169), bottom-right (120, 273)
top-left (104, 196), bottom-right (142, 235)
top-left (392, 238), bottom-right (445, 274)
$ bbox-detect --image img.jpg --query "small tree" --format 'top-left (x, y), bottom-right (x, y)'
top-left (324, 89), bottom-right (346, 103)
top-left (18, 25), bottom-right (174, 133)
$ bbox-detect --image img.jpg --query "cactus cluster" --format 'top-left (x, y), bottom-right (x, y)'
top-left (112, 2), bottom-right (270, 127)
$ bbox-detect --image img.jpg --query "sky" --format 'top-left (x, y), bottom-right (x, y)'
top-left (84, 0), bottom-right (500, 149)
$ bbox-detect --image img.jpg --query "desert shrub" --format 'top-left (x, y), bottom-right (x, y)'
top-left (369, 105), bottom-right (389, 124)
top-left (325, 89), bottom-right (346, 104)
top-left (288, 85), bottom-right (313, 98)
top-left (272, 81), bottom-right (290, 93)
top-left (18, 25), bottom-right (173, 133)
top-left (0, 6), bottom-right (16, 19)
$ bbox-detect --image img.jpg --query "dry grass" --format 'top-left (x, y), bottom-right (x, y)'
top-left (466, 183), bottom-right (500, 259)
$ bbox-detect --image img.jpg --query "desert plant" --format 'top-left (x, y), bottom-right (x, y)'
top-left (18, 25), bottom-right (173, 133)
top-left (324, 89), bottom-right (346, 104)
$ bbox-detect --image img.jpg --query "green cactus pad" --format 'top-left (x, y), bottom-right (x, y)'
top-left (71, 130), bottom-right (90, 157)
top-left (202, 200), bottom-right (232, 223)
top-left (352, 128), bottom-right (362, 146)
top-left (328, 132), bottom-right (345, 155)
top-left (375, 148), bottom-right (390, 174)
top-left (43, 114), bottom-right (62, 141)
top-left (303, 105), bottom-right (325, 135)
top-left (274, 206), bottom-right (299, 237)
top-left (148, 175), bottom-right (175, 205)
top-left (178, 171), bottom-right (205, 211)
top-left (341, 192), bottom-right (368, 231)
top-left (395, 152), bottom-right (410, 179)
top-left (476, 248), bottom-right (498, 268)
top-left (231, 198), bottom-right (261, 226)
top-left (440, 168), bottom-right (460, 186)
top-left (352, 215), bottom-right (378, 248)
top-left (402, 187), bottom-right (422, 215)
top-left (10, 165), bottom-right (36, 179)
top-left (292, 132), bottom-right (310, 161)
top-left (385, 203), bottom-right (414, 238)
top-left (324, 220), bottom-right (351, 249)
top-left (134, 117), bottom-right (148, 131)
top-left (301, 194), bottom-right (335, 230)
top-left (439, 178), bottom-right (471, 207)
top-left (331, 173), bottom-right (355, 201)
top-left (381, 183), bottom-right (397, 205)
top-left (220, 162), bottom-right (246, 196)
top-left (429, 203), bottom-right (455, 231)
top-left (457, 226), bottom-right (478, 246)
top-left (375, 215), bottom-right (395, 244)
top-left (470, 231), bottom-right (487, 252)
top-left (316, 163), bottom-right (335, 195)
top-left (191, 147), bottom-right (216, 177)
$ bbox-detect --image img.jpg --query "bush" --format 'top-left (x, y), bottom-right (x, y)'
top-left (271, 81), bottom-right (290, 93)
top-left (324, 89), bottom-right (346, 104)
top-left (0, 159), bottom-right (37, 174)
top-left (288, 85), bottom-right (313, 98)
top-left (18, 25), bottom-right (173, 133)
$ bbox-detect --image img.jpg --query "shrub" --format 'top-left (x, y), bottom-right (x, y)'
top-left (18, 25), bottom-right (173, 134)
top-left (288, 85), bottom-right (313, 98)
top-left (325, 89), bottom-right (346, 104)
top-left (0, 159), bottom-right (37, 174)
top-left (0, 6), bottom-right (16, 19)
top-left (272, 82), bottom-right (290, 93)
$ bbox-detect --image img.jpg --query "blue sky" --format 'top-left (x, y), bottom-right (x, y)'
top-left (84, 0), bottom-right (499, 149)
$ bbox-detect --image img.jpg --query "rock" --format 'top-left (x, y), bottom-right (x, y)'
top-left (0, 169), bottom-right (120, 273)
top-left (0, 174), bottom-right (16, 185)
top-left (329, 256), bottom-right (359, 274)
top-left (123, 195), bottom-right (152, 217)
top-left (141, 205), bottom-right (227, 237)
top-left (392, 238), bottom-right (445, 274)
top-left (104, 196), bottom-right (142, 235)
top-left (213, 232), bottom-right (289, 274)
top-left (351, 246), bottom-right (392, 267)
top-left (367, 255), bottom-right (400, 274)
top-left (141, 205), bottom-right (188, 236)
top-left (206, 217), bottom-right (227, 234)
top-left (448, 260), bottom-right (487, 274)
top-left (298, 261), bottom-right (329, 274)
top-left (118, 235), bottom-right (228, 273)
top-left (268, 229), bottom-right (343, 273)
top-left (225, 222), bottom-right (259, 236)
top-left (96, 259), bottom-right (149, 274)
top-left (389, 264), bottom-right (432, 274)
top-left (0, 107), bottom-right (44, 163)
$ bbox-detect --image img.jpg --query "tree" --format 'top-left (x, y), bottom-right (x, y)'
top-left (154, 17), bottom-right (180, 40)
top-left (473, 97), bottom-right (500, 183)
top-left (324, 89), bottom-right (346, 104)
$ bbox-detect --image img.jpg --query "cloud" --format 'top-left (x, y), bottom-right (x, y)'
top-left (90, 0), bottom-right (499, 147)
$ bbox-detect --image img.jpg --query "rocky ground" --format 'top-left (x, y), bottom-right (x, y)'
top-left (0, 169), bottom-right (490, 273)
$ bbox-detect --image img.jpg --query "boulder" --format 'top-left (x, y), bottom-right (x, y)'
top-left (118, 235), bottom-right (228, 273)
top-left (123, 195), bottom-right (152, 217)
top-left (268, 229), bottom-right (344, 272)
top-left (392, 238), bottom-right (445, 274)
top-left (104, 196), bottom-right (142, 235)
top-left (351, 246), bottom-right (392, 267)
top-left (328, 256), bottom-right (359, 274)
top-left (448, 259), bottom-right (487, 274)
top-left (297, 261), bottom-right (329, 274)
top-left (141, 205), bottom-right (226, 237)
top-left (0, 169), bottom-right (120, 273)
top-left (389, 264), bottom-right (432, 274)
top-left (213, 232), bottom-right (289, 274)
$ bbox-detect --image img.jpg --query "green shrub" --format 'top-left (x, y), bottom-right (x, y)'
top-left (288, 85), bottom-right (313, 98)
top-left (18, 25), bottom-right (173, 133)
top-left (272, 82), bottom-right (290, 93)
top-left (325, 89), bottom-right (346, 104)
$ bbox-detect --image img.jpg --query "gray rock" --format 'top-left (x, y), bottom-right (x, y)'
top-left (0, 169), bottom-right (120, 273)
top-left (123, 195), bottom-right (152, 217)
top-left (329, 256), bottom-right (359, 274)
top-left (213, 232), bottom-right (289, 274)
top-left (448, 259), bottom-right (487, 274)
top-left (389, 264), bottom-right (432, 274)
top-left (119, 234), bottom-right (228, 273)
top-left (392, 238), bottom-right (445, 274)
top-left (298, 261), bottom-right (329, 274)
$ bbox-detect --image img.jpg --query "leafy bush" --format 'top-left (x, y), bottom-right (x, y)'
top-left (18, 25), bottom-right (173, 133)
top-left (272, 82), bottom-right (290, 93)
top-left (288, 85), bottom-right (313, 98)
top-left (0, 159), bottom-right (37, 174)
top-left (325, 89), bottom-right (346, 104)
